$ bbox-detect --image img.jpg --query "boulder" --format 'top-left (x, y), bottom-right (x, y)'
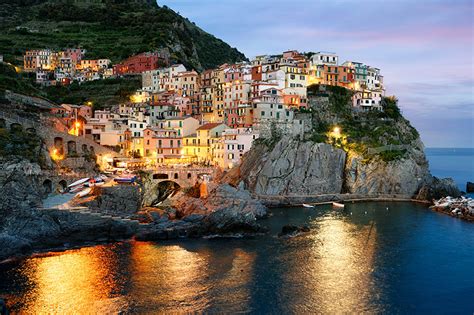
top-left (278, 224), bottom-right (311, 237)
top-left (467, 182), bottom-right (474, 193)
top-left (416, 177), bottom-right (461, 201)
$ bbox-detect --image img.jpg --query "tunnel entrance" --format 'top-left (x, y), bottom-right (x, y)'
top-left (149, 180), bottom-right (181, 207)
top-left (42, 179), bottom-right (53, 196)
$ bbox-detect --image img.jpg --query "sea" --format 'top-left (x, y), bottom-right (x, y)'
top-left (425, 147), bottom-right (474, 195)
top-left (0, 148), bottom-right (473, 313)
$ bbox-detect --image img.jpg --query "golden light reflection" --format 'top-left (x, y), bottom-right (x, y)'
top-left (14, 246), bottom-right (128, 314)
top-left (129, 242), bottom-right (210, 312)
top-left (129, 242), bottom-right (256, 313)
top-left (283, 217), bottom-right (378, 313)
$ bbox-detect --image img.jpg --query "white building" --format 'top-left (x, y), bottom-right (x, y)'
top-left (214, 128), bottom-right (259, 169)
top-left (310, 51), bottom-right (338, 66)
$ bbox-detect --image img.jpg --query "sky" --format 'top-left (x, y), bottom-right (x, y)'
top-left (160, 0), bottom-right (474, 148)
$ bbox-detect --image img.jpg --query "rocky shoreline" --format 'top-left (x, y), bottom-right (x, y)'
top-left (430, 196), bottom-right (474, 222)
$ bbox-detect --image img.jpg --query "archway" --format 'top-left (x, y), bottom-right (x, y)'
top-left (67, 140), bottom-right (77, 156)
top-left (54, 137), bottom-right (64, 155)
top-left (42, 179), bottom-right (53, 196)
top-left (10, 123), bottom-right (22, 133)
top-left (57, 180), bottom-right (68, 193)
top-left (149, 180), bottom-right (181, 206)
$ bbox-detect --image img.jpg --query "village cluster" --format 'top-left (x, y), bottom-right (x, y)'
top-left (23, 49), bottom-right (385, 169)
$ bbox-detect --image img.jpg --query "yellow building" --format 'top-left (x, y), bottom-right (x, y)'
top-left (183, 123), bottom-right (228, 163)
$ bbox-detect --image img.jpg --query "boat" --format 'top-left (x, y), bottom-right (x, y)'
top-left (75, 187), bottom-right (92, 198)
top-left (114, 175), bottom-right (137, 184)
top-left (302, 203), bottom-right (314, 208)
top-left (332, 202), bottom-right (345, 208)
top-left (68, 177), bottom-right (90, 188)
top-left (85, 176), bottom-right (106, 187)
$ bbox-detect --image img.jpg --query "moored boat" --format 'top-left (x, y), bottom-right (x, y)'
top-left (114, 175), bottom-right (137, 184)
top-left (302, 203), bottom-right (314, 208)
top-left (332, 202), bottom-right (345, 208)
top-left (75, 187), bottom-right (92, 198)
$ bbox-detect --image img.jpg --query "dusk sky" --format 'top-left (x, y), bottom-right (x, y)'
top-left (160, 0), bottom-right (474, 148)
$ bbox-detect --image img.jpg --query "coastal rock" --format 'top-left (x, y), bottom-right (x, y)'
top-left (430, 196), bottom-right (474, 221)
top-left (344, 144), bottom-right (432, 196)
top-left (0, 158), bottom-right (43, 215)
top-left (416, 177), bottom-right (461, 201)
top-left (137, 184), bottom-right (268, 239)
top-left (467, 182), bottom-right (474, 193)
top-left (225, 137), bottom-right (346, 196)
top-left (278, 224), bottom-right (311, 237)
top-left (79, 185), bottom-right (142, 216)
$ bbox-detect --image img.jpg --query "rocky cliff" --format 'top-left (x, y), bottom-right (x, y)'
top-left (224, 86), bottom-right (460, 200)
top-left (225, 138), bottom-right (346, 196)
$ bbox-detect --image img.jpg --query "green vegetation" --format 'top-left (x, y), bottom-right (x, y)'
top-left (0, 62), bottom-right (139, 108)
top-left (44, 76), bottom-right (141, 109)
top-left (0, 63), bottom-right (40, 97)
top-left (0, 0), bottom-right (246, 70)
top-left (308, 85), bottom-right (419, 162)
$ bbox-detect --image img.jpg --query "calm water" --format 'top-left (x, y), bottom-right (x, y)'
top-left (426, 147), bottom-right (474, 192)
top-left (1, 202), bottom-right (473, 313)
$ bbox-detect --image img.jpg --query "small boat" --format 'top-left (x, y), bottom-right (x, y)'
top-left (68, 177), bottom-right (90, 188)
top-left (332, 202), bottom-right (345, 208)
top-left (75, 187), bottom-right (92, 198)
top-left (302, 203), bottom-right (314, 208)
top-left (114, 175), bottom-right (137, 184)
top-left (85, 176), bottom-right (106, 187)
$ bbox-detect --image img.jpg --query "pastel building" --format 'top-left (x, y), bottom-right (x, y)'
top-left (212, 127), bottom-right (259, 169)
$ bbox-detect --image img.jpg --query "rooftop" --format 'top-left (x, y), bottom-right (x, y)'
top-left (196, 123), bottom-right (223, 131)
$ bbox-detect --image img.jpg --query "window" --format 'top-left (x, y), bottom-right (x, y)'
top-left (261, 111), bottom-right (265, 116)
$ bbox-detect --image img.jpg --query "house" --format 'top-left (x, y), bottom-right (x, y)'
top-left (157, 116), bottom-right (200, 137)
top-left (310, 51), bottom-right (338, 66)
top-left (212, 127), bottom-right (259, 169)
top-left (113, 52), bottom-right (165, 75)
top-left (143, 127), bottom-right (183, 162)
top-left (184, 123), bottom-right (228, 163)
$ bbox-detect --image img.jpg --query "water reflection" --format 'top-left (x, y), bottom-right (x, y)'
top-left (2, 203), bottom-right (472, 313)
top-left (7, 245), bottom-right (129, 314)
top-left (280, 213), bottom-right (379, 313)
top-left (129, 242), bottom-right (256, 313)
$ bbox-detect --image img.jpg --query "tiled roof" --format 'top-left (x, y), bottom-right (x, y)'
top-left (196, 123), bottom-right (223, 131)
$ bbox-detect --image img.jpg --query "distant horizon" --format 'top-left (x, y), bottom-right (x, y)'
top-left (425, 147), bottom-right (474, 149)
top-left (158, 0), bottom-right (474, 148)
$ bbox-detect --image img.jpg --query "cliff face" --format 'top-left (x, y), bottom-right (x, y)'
top-left (344, 140), bottom-right (432, 195)
top-left (226, 138), bottom-right (346, 196)
top-left (227, 135), bottom-right (456, 199)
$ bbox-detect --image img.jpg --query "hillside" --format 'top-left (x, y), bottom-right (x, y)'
top-left (0, 62), bottom-right (140, 109)
top-left (0, 0), bottom-right (246, 71)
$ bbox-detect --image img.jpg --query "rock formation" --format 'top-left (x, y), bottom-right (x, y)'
top-left (344, 141), bottom-right (432, 195)
top-left (225, 138), bottom-right (346, 196)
